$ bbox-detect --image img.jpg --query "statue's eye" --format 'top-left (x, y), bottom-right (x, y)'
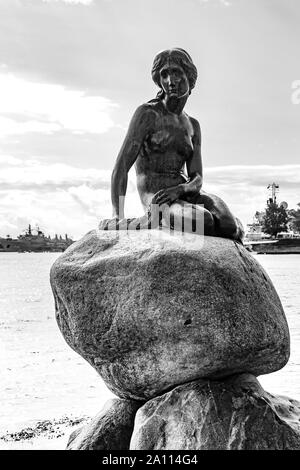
top-left (161, 70), bottom-right (168, 78)
top-left (172, 69), bottom-right (181, 77)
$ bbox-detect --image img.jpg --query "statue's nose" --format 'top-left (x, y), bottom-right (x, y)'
top-left (167, 74), bottom-right (176, 86)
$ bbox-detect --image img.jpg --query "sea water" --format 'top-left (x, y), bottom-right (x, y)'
top-left (0, 252), bottom-right (299, 435)
top-left (0, 253), bottom-right (114, 434)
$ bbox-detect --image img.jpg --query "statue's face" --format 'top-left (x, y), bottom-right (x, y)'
top-left (159, 59), bottom-right (189, 99)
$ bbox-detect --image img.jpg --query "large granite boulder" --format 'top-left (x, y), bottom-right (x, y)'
top-left (67, 398), bottom-right (140, 450)
top-left (130, 374), bottom-right (300, 450)
top-left (50, 229), bottom-right (289, 400)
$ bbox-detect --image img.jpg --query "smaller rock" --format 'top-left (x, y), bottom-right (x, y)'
top-left (67, 398), bottom-right (140, 450)
top-left (130, 374), bottom-right (300, 450)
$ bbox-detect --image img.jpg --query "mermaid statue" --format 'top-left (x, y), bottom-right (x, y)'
top-left (99, 48), bottom-right (244, 242)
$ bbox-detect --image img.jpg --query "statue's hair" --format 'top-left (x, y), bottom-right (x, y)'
top-left (151, 48), bottom-right (198, 99)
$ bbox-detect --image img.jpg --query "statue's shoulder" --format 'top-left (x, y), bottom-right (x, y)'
top-left (186, 114), bottom-right (201, 135)
top-left (130, 102), bottom-right (159, 127)
top-left (135, 101), bottom-right (160, 115)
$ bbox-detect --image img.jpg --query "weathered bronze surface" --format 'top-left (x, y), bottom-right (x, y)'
top-left (100, 48), bottom-right (244, 241)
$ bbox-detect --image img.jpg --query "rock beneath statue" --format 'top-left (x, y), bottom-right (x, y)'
top-left (130, 374), bottom-right (300, 450)
top-left (50, 229), bottom-right (290, 400)
top-left (67, 398), bottom-right (140, 450)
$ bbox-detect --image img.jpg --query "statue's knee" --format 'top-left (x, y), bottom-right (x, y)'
top-left (204, 210), bottom-right (214, 227)
top-left (218, 217), bottom-right (239, 238)
top-left (184, 206), bottom-right (214, 235)
top-left (203, 210), bottom-right (214, 233)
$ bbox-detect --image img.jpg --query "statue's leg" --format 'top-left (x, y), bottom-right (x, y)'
top-left (186, 191), bottom-right (244, 242)
top-left (161, 200), bottom-right (215, 236)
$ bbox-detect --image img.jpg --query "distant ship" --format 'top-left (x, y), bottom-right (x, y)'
top-left (0, 224), bottom-right (74, 253)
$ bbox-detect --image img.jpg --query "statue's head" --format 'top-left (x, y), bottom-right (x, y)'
top-left (151, 48), bottom-right (198, 99)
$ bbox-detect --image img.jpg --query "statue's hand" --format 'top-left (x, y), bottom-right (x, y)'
top-left (152, 185), bottom-right (184, 206)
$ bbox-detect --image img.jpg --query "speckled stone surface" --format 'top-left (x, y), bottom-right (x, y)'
top-left (50, 229), bottom-right (290, 400)
top-left (67, 398), bottom-right (140, 450)
top-left (130, 374), bottom-right (300, 450)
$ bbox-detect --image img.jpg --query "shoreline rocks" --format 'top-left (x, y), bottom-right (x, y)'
top-left (67, 399), bottom-right (140, 450)
top-left (66, 375), bottom-right (300, 451)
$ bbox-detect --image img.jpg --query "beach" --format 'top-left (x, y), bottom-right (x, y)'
top-left (1, 252), bottom-right (300, 450)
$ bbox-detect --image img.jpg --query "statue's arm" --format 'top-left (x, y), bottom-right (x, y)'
top-left (111, 105), bottom-right (155, 218)
top-left (181, 118), bottom-right (203, 195)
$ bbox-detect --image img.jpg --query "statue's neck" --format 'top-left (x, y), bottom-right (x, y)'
top-left (162, 94), bottom-right (189, 115)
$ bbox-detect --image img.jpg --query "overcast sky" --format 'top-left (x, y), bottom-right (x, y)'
top-left (0, 0), bottom-right (299, 238)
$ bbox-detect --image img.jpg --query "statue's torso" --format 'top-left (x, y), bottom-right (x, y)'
top-left (135, 101), bottom-right (195, 207)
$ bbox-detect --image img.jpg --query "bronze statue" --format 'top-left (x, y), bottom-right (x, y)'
top-left (99, 48), bottom-right (244, 241)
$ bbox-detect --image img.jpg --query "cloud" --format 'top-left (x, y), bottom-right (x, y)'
top-left (0, 155), bottom-right (22, 165)
top-left (1, 159), bottom-right (299, 239)
top-left (204, 164), bottom-right (300, 228)
top-left (0, 116), bottom-right (61, 136)
top-left (205, 164), bottom-right (300, 189)
top-left (68, 185), bottom-right (109, 216)
top-left (0, 73), bottom-right (118, 137)
top-left (198, 0), bottom-right (232, 6)
top-left (41, 0), bottom-right (94, 4)
top-left (0, 157), bottom-right (141, 238)
top-left (0, 158), bottom-right (112, 190)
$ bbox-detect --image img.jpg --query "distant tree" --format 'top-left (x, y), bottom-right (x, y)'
top-left (289, 203), bottom-right (300, 233)
top-left (262, 202), bottom-right (289, 237)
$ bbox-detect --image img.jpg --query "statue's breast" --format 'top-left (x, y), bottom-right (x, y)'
top-left (144, 126), bottom-right (193, 159)
top-left (150, 129), bottom-right (172, 148)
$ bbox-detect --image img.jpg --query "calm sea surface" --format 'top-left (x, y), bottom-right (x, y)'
top-left (0, 252), bottom-right (300, 434)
